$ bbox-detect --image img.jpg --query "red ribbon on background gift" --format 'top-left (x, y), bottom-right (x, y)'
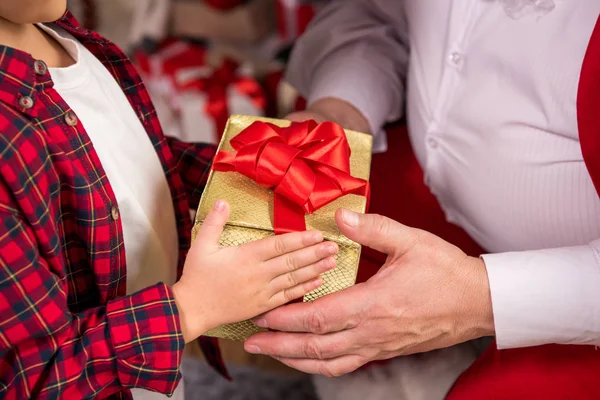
top-left (203, 0), bottom-right (246, 10)
top-left (212, 120), bottom-right (370, 234)
top-left (135, 41), bottom-right (266, 139)
top-left (177, 59), bottom-right (266, 139)
top-left (276, 0), bottom-right (316, 41)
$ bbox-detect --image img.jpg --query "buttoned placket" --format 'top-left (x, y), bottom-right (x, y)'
top-left (423, 0), bottom-right (483, 198)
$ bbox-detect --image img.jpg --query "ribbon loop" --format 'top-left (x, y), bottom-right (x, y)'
top-left (212, 120), bottom-right (370, 234)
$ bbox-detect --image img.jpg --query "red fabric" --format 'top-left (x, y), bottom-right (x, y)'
top-left (276, 0), bottom-right (316, 41)
top-left (213, 120), bottom-right (369, 233)
top-left (203, 0), bottom-right (245, 10)
top-left (0, 13), bottom-right (226, 400)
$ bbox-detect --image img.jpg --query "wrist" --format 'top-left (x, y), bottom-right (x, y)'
top-left (172, 282), bottom-right (208, 343)
top-left (461, 256), bottom-right (496, 339)
top-left (307, 98), bottom-right (372, 135)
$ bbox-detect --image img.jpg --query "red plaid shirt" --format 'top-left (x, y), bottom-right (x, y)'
top-left (0, 12), bottom-right (227, 400)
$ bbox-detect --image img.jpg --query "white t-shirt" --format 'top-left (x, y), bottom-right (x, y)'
top-left (39, 24), bottom-right (184, 400)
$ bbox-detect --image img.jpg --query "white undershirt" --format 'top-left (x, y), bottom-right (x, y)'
top-left (40, 24), bottom-right (183, 400)
top-left (287, 0), bottom-right (600, 348)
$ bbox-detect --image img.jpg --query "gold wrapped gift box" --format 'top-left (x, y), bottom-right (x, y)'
top-left (192, 115), bottom-right (372, 341)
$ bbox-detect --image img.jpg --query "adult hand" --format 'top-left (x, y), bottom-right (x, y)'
top-left (244, 209), bottom-right (495, 377)
top-left (286, 98), bottom-right (372, 135)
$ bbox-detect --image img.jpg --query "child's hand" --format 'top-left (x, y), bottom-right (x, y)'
top-left (173, 200), bottom-right (338, 343)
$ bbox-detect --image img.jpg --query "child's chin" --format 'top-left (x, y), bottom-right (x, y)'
top-left (6, 0), bottom-right (67, 24)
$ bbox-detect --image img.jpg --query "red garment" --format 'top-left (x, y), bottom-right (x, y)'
top-left (0, 13), bottom-right (226, 400)
top-left (358, 15), bottom-right (600, 400)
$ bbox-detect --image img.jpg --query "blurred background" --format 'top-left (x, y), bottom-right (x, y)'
top-left (66, 1), bottom-right (324, 398)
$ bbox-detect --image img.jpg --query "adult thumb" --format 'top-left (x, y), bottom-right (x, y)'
top-left (335, 209), bottom-right (415, 256)
top-left (194, 199), bottom-right (230, 249)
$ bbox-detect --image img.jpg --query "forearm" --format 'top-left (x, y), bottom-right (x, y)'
top-left (482, 239), bottom-right (600, 348)
top-left (0, 214), bottom-right (184, 398)
top-left (285, 0), bottom-right (409, 136)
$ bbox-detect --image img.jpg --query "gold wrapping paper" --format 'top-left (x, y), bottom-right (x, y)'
top-left (193, 115), bottom-right (373, 341)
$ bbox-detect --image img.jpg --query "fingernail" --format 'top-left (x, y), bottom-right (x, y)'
top-left (327, 243), bottom-right (338, 255)
top-left (342, 209), bottom-right (360, 227)
top-left (254, 318), bottom-right (268, 328)
top-left (311, 277), bottom-right (323, 288)
top-left (245, 345), bottom-right (262, 354)
top-left (325, 257), bottom-right (336, 270)
top-left (215, 200), bottom-right (225, 211)
top-left (312, 231), bottom-right (324, 242)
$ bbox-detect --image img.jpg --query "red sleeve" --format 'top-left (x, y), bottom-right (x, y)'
top-left (0, 210), bottom-right (185, 399)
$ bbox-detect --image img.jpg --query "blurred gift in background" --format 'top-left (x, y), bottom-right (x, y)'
top-left (68, 0), bottom-right (326, 146)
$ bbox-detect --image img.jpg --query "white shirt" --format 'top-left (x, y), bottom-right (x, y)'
top-left (41, 25), bottom-right (184, 400)
top-left (286, 0), bottom-right (600, 348)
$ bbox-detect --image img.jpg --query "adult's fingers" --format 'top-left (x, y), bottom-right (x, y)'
top-left (245, 330), bottom-right (356, 361)
top-left (336, 209), bottom-right (417, 256)
top-left (274, 355), bottom-right (366, 377)
top-left (253, 284), bottom-right (366, 333)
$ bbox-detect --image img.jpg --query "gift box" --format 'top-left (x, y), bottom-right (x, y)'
top-left (193, 115), bottom-right (372, 340)
top-left (171, 0), bottom-right (275, 43)
top-left (135, 41), bottom-right (267, 144)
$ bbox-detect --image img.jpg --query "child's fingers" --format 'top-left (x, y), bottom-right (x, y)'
top-left (242, 230), bottom-right (324, 261)
top-left (266, 241), bottom-right (338, 277)
top-left (269, 277), bottom-right (323, 307)
top-left (194, 200), bottom-right (230, 250)
top-left (269, 257), bottom-right (336, 294)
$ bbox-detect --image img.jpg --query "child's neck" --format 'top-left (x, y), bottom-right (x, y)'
top-left (0, 17), bottom-right (73, 68)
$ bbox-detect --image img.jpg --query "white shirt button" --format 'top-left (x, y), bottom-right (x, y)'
top-left (427, 137), bottom-right (439, 149)
top-left (449, 52), bottom-right (463, 65)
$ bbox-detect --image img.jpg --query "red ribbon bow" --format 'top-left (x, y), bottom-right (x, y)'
top-left (212, 120), bottom-right (370, 234)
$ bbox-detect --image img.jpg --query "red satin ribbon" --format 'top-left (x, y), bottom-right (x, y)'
top-left (213, 120), bottom-right (370, 234)
top-left (178, 59), bottom-right (266, 137)
top-left (135, 43), bottom-right (266, 138)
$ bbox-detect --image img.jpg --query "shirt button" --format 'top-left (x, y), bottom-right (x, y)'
top-left (64, 111), bottom-right (78, 126)
top-left (111, 206), bottom-right (120, 221)
top-left (427, 137), bottom-right (439, 149)
top-left (33, 60), bottom-right (48, 75)
top-left (449, 52), bottom-right (463, 65)
top-left (19, 96), bottom-right (34, 109)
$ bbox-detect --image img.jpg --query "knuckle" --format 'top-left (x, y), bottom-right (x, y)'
top-left (283, 287), bottom-right (296, 302)
top-left (274, 237), bottom-right (286, 255)
top-left (285, 253), bottom-right (297, 271)
top-left (373, 214), bottom-right (391, 237)
top-left (303, 336), bottom-right (324, 359)
top-left (321, 364), bottom-right (345, 378)
top-left (286, 271), bottom-right (298, 287)
top-left (305, 309), bottom-right (327, 334)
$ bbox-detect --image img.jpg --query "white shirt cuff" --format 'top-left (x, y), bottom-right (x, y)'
top-left (482, 240), bottom-right (600, 349)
